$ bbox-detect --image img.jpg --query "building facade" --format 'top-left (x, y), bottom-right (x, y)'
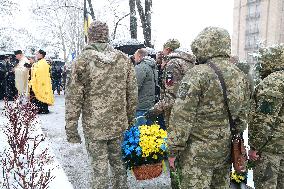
top-left (232, 0), bottom-right (284, 62)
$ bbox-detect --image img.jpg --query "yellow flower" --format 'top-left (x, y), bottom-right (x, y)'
top-left (138, 124), bottom-right (168, 158)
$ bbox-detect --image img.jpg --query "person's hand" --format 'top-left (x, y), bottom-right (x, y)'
top-left (144, 109), bottom-right (157, 121)
top-left (249, 150), bottom-right (260, 161)
top-left (169, 157), bottom-right (176, 169)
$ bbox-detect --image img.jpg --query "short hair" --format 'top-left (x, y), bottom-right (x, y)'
top-left (38, 49), bottom-right (46, 57)
top-left (14, 50), bottom-right (23, 55)
top-left (136, 48), bottom-right (148, 58)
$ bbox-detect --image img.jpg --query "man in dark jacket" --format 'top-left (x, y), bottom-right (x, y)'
top-left (0, 60), bottom-right (7, 100)
top-left (134, 48), bottom-right (157, 121)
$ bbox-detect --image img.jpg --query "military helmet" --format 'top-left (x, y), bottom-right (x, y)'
top-left (191, 27), bottom-right (231, 64)
top-left (88, 21), bottom-right (109, 43)
top-left (258, 44), bottom-right (284, 79)
top-left (163, 39), bottom-right (180, 51)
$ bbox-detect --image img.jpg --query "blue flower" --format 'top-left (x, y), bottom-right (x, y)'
top-left (135, 147), bottom-right (142, 156)
top-left (129, 137), bottom-right (135, 144)
top-left (134, 130), bottom-right (140, 138)
top-left (125, 149), bottom-right (131, 155)
top-left (134, 138), bottom-right (140, 144)
top-left (129, 145), bottom-right (135, 152)
top-left (160, 144), bottom-right (167, 151)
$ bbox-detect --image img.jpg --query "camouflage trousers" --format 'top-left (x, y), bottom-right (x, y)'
top-left (179, 160), bottom-right (231, 189)
top-left (86, 137), bottom-right (128, 189)
top-left (253, 152), bottom-right (284, 189)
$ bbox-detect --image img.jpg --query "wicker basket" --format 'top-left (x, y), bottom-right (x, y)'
top-left (133, 162), bottom-right (163, 180)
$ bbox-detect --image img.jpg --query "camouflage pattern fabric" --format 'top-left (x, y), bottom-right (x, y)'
top-left (86, 138), bottom-right (128, 189)
top-left (168, 27), bottom-right (250, 188)
top-left (249, 71), bottom-right (284, 154)
top-left (65, 42), bottom-right (137, 141)
top-left (65, 23), bottom-right (137, 188)
top-left (152, 51), bottom-right (195, 127)
top-left (163, 39), bottom-right (181, 51)
top-left (253, 152), bottom-right (284, 189)
top-left (249, 45), bottom-right (284, 188)
top-left (179, 159), bottom-right (231, 189)
top-left (257, 44), bottom-right (284, 79)
top-left (88, 21), bottom-right (109, 43)
top-left (191, 27), bottom-right (231, 64)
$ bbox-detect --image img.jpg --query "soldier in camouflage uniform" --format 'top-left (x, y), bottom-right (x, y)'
top-left (167, 27), bottom-right (250, 188)
top-left (146, 39), bottom-right (196, 128)
top-left (65, 21), bottom-right (137, 189)
top-left (248, 45), bottom-right (284, 189)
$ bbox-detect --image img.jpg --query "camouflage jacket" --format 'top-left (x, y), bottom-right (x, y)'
top-left (168, 58), bottom-right (250, 167)
top-left (152, 51), bottom-right (195, 114)
top-left (249, 71), bottom-right (284, 154)
top-left (65, 43), bottom-right (138, 141)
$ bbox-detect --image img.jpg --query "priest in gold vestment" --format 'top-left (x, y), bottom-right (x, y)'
top-left (29, 49), bottom-right (54, 114)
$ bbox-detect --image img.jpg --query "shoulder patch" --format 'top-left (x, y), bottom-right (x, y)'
top-left (166, 71), bottom-right (174, 86)
top-left (258, 100), bottom-right (274, 114)
top-left (178, 82), bottom-right (190, 100)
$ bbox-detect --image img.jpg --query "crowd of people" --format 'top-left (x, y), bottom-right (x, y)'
top-left (2, 20), bottom-right (282, 189)
top-left (65, 21), bottom-right (284, 189)
top-left (0, 50), bottom-right (58, 113)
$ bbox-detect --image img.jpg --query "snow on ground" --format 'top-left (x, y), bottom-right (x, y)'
top-left (0, 95), bottom-right (255, 189)
top-left (0, 99), bottom-right (73, 189)
top-left (0, 95), bottom-right (171, 189)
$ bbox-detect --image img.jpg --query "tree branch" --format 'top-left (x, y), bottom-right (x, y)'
top-left (113, 13), bottom-right (130, 40)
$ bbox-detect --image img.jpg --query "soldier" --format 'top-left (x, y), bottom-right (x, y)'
top-left (167, 27), bottom-right (250, 188)
top-left (145, 39), bottom-right (196, 129)
top-left (248, 45), bottom-right (284, 189)
top-left (65, 21), bottom-right (137, 189)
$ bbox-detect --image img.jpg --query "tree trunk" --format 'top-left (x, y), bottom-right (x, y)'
top-left (144, 0), bottom-right (152, 47)
top-left (129, 0), bottom-right (137, 39)
top-left (135, 0), bottom-right (152, 47)
top-left (87, 0), bottom-right (95, 20)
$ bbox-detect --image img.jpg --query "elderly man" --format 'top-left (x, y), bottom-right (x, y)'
top-left (134, 48), bottom-right (157, 120)
top-left (65, 21), bottom-right (137, 189)
top-left (14, 50), bottom-right (31, 101)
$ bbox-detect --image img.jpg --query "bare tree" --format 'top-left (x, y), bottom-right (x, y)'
top-left (113, 13), bottom-right (130, 40)
top-left (129, 0), bottom-right (137, 39)
top-left (32, 0), bottom-right (85, 62)
top-left (0, 0), bottom-right (18, 16)
top-left (135, 0), bottom-right (152, 47)
top-left (87, 0), bottom-right (95, 20)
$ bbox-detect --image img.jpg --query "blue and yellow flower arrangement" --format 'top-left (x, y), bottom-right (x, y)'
top-left (122, 117), bottom-right (168, 169)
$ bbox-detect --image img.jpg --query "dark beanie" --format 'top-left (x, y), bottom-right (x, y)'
top-left (88, 21), bottom-right (109, 43)
top-left (38, 49), bottom-right (46, 57)
top-left (14, 50), bottom-right (23, 55)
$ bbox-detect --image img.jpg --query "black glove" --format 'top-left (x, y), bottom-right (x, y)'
top-left (144, 109), bottom-right (157, 121)
top-left (24, 63), bottom-right (32, 68)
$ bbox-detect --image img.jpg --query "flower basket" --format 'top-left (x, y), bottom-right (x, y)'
top-left (122, 116), bottom-right (168, 180)
top-left (133, 162), bottom-right (162, 180)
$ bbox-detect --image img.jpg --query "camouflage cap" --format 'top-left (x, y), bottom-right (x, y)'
top-left (258, 44), bottom-right (284, 78)
top-left (163, 39), bottom-right (180, 51)
top-left (191, 27), bottom-right (231, 64)
top-left (88, 21), bottom-right (109, 43)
